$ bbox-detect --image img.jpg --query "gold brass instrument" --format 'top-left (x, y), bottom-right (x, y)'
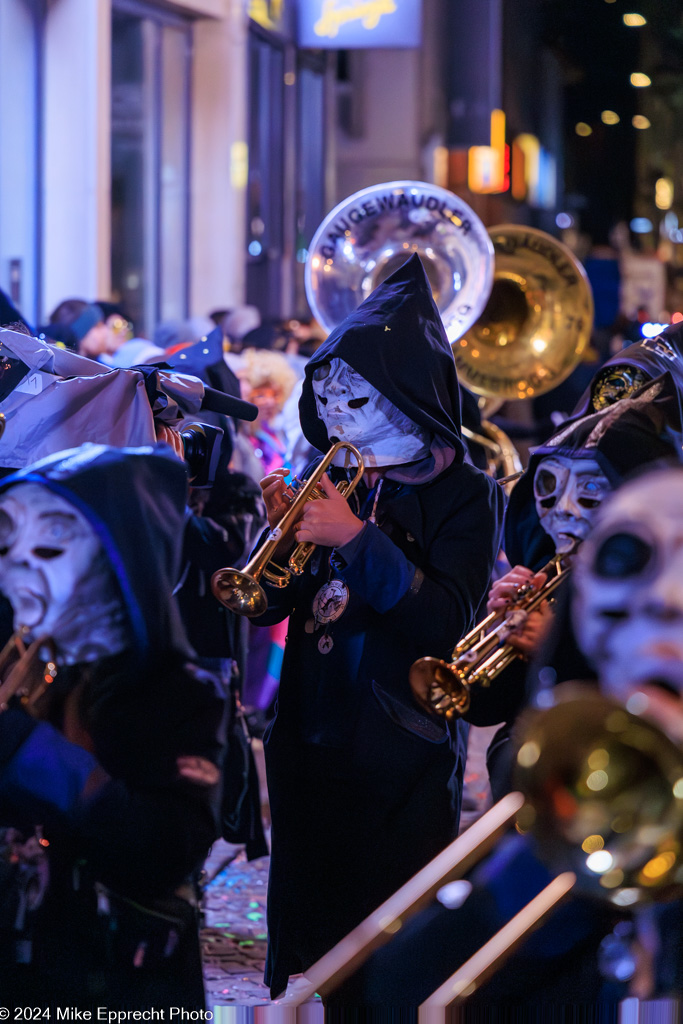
top-left (421, 688), bottom-right (683, 1010)
top-left (305, 188), bottom-right (593, 485)
top-left (281, 687), bottom-right (683, 1007)
top-left (453, 224), bottom-right (594, 402)
top-left (211, 441), bottom-right (364, 617)
top-left (0, 629), bottom-right (57, 714)
top-left (410, 551), bottom-right (572, 719)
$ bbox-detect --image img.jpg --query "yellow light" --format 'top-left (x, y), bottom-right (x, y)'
top-left (582, 835), bottom-right (605, 854)
top-left (600, 869), bottom-right (625, 889)
top-left (230, 141), bottom-right (249, 189)
top-left (630, 72), bottom-right (651, 88)
top-left (655, 177), bottom-right (674, 210)
top-left (517, 741), bottom-right (541, 768)
top-left (433, 145), bottom-right (449, 188)
top-left (588, 748), bottom-right (610, 770)
top-left (575, 122), bottom-right (592, 137)
top-left (601, 110), bottom-right (620, 125)
top-left (640, 851), bottom-right (676, 882)
top-left (632, 115), bottom-right (651, 129)
top-left (623, 13), bottom-right (647, 26)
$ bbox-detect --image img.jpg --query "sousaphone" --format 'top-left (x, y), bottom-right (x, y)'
top-left (454, 224), bottom-right (594, 401)
top-left (305, 180), bottom-right (495, 342)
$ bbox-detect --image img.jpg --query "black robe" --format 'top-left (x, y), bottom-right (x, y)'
top-left (251, 255), bottom-right (505, 997)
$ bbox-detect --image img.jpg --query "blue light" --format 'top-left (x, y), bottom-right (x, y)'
top-left (630, 217), bottom-right (653, 233)
top-left (248, 241), bottom-right (263, 256)
top-left (641, 322), bottom-right (669, 338)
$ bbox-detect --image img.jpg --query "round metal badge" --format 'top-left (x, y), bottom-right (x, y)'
top-left (312, 579), bottom-right (350, 625)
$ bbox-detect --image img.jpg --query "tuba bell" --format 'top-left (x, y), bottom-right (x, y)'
top-left (305, 180), bottom-right (495, 343)
top-left (453, 224), bottom-right (594, 402)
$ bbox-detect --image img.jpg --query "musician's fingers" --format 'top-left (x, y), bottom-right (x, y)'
top-left (259, 467), bottom-right (289, 493)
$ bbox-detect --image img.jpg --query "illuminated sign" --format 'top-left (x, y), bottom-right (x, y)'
top-left (298, 0), bottom-right (421, 49)
top-left (249, 0), bottom-right (286, 32)
top-left (468, 109), bottom-right (507, 194)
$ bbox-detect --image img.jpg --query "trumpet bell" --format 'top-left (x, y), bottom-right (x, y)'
top-left (210, 568), bottom-right (268, 618)
top-left (305, 181), bottom-right (494, 343)
top-left (453, 225), bottom-right (594, 400)
top-left (409, 656), bottom-right (470, 718)
top-left (514, 686), bottom-right (683, 905)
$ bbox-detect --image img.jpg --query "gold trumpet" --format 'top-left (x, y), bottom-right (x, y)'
top-left (211, 441), bottom-right (364, 617)
top-left (0, 629), bottom-right (57, 714)
top-left (410, 550), bottom-right (572, 719)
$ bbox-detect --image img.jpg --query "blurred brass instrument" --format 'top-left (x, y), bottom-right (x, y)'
top-left (0, 629), bottom-right (57, 714)
top-left (211, 441), bottom-right (364, 617)
top-left (421, 688), bottom-right (683, 1009)
top-left (281, 687), bottom-right (683, 1006)
top-left (304, 186), bottom-right (593, 484)
top-left (410, 551), bottom-right (571, 719)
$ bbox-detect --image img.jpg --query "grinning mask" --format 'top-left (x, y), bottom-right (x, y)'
top-left (533, 455), bottom-right (612, 555)
top-left (311, 357), bottom-right (431, 468)
top-left (572, 469), bottom-right (683, 700)
top-left (0, 483), bottom-right (129, 664)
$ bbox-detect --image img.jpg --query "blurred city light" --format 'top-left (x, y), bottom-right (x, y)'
top-left (641, 322), bottom-right (669, 337)
top-left (623, 13), bottom-right (647, 26)
top-left (630, 72), bottom-right (651, 87)
top-left (601, 110), bottom-right (620, 125)
top-left (655, 177), bottom-right (674, 210)
top-left (672, 313), bottom-right (683, 324)
top-left (630, 217), bottom-right (653, 233)
top-left (556, 212), bottom-right (574, 229)
top-left (632, 115), bottom-right (651, 129)
top-left (575, 122), bottom-right (592, 136)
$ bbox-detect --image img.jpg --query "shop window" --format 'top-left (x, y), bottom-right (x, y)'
top-left (111, 1), bottom-right (190, 336)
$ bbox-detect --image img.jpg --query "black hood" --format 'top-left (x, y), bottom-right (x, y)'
top-left (573, 322), bottom-right (683, 416)
top-left (0, 443), bottom-right (190, 660)
top-left (505, 372), bottom-right (683, 568)
top-left (299, 253), bottom-right (464, 465)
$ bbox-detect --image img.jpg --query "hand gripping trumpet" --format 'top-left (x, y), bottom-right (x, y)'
top-left (410, 548), bottom-right (574, 719)
top-left (211, 441), bottom-right (364, 617)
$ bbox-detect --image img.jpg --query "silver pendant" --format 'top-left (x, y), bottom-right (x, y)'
top-left (312, 579), bottom-right (350, 625)
top-left (318, 633), bottom-right (334, 655)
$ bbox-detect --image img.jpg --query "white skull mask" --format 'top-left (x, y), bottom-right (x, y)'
top-left (533, 456), bottom-right (612, 554)
top-left (311, 357), bottom-right (431, 468)
top-left (0, 483), bottom-right (129, 664)
top-left (572, 469), bottom-right (683, 701)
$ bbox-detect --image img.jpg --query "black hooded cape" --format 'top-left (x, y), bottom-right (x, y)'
top-left (252, 254), bottom-right (504, 998)
top-left (0, 445), bottom-right (225, 1007)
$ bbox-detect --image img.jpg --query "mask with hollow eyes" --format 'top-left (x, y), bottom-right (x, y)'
top-left (311, 357), bottom-right (431, 468)
top-left (572, 469), bottom-right (683, 700)
top-left (533, 455), bottom-right (612, 555)
top-left (0, 483), bottom-right (129, 664)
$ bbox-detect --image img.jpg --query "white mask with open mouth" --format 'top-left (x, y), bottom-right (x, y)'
top-left (533, 455), bottom-right (612, 555)
top-left (572, 469), bottom-right (683, 701)
top-left (311, 357), bottom-right (431, 468)
top-left (0, 483), bottom-right (129, 664)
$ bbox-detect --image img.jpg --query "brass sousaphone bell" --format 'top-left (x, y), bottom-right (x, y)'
top-left (305, 183), bottom-right (594, 482)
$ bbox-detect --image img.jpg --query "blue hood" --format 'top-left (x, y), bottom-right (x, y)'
top-left (0, 443), bottom-right (190, 660)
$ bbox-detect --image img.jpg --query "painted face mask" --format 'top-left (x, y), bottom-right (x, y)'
top-left (572, 469), bottom-right (683, 701)
top-left (0, 483), bottom-right (129, 664)
top-left (311, 357), bottom-right (431, 468)
top-left (533, 455), bottom-right (612, 555)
